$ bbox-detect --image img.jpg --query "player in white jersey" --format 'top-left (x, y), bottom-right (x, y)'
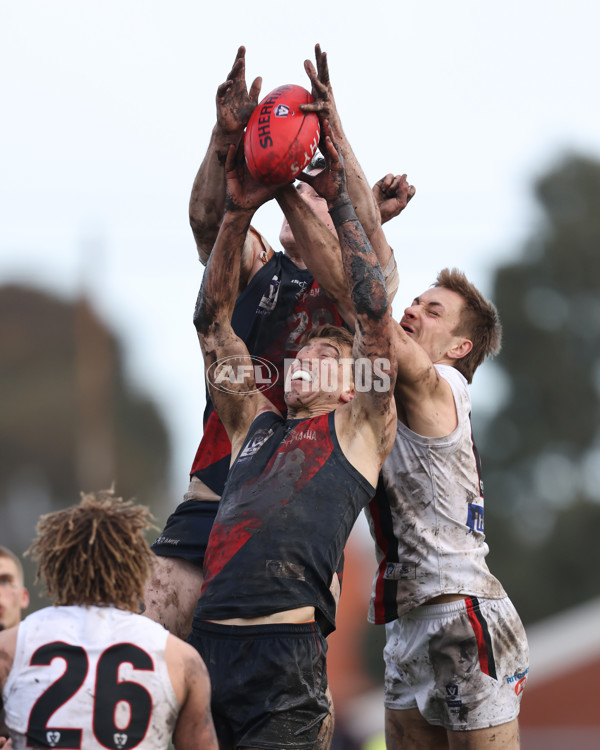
top-left (365, 268), bottom-right (529, 749)
top-left (0, 490), bottom-right (217, 750)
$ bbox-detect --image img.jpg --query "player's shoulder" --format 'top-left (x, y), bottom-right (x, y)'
top-left (434, 364), bottom-right (469, 402)
top-left (435, 363), bottom-right (467, 387)
top-left (0, 624), bottom-right (19, 659)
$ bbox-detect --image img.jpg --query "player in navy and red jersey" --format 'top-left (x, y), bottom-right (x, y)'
top-left (187, 119), bottom-right (396, 750)
top-left (143, 45), bottom-right (414, 644)
top-left (0, 490), bottom-right (217, 750)
top-left (190, 238), bottom-right (345, 497)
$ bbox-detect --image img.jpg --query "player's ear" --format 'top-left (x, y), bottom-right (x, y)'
top-left (340, 372), bottom-right (355, 403)
top-left (21, 586), bottom-right (30, 611)
top-left (447, 338), bottom-right (472, 361)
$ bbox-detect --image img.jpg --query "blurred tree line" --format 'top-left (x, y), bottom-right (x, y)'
top-left (0, 286), bottom-right (172, 608)
top-left (477, 153), bottom-right (600, 624)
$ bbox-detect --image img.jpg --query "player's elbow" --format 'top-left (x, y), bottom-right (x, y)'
top-left (192, 291), bottom-right (215, 336)
top-left (190, 219), bottom-right (218, 265)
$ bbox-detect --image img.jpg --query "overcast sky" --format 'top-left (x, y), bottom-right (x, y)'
top-left (2, 0), bottom-right (599, 498)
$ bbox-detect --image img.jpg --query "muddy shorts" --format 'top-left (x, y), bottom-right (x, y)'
top-left (150, 495), bottom-right (219, 568)
top-left (188, 620), bottom-right (330, 749)
top-left (383, 596), bottom-right (529, 731)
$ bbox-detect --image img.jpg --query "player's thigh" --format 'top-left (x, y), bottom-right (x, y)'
top-left (448, 717), bottom-right (520, 750)
top-left (315, 685), bottom-right (335, 750)
top-left (385, 707), bottom-right (449, 750)
top-left (142, 555), bottom-right (204, 639)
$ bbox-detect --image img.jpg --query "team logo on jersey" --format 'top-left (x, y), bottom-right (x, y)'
top-left (46, 732), bottom-right (61, 747)
top-left (207, 355), bottom-right (278, 395)
top-left (238, 427), bottom-right (275, 461)
top-left (114, 733), bottom-right (128, 748)
top-left (257, 275), bottom-right (280, 313)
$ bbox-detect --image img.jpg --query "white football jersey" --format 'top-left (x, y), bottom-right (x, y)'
top-left (2, 605), bottom-right (179, 749)
top-left (365, 365), bottom-right (506, 623)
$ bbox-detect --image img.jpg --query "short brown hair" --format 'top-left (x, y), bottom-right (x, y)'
top-left (26, 489), bottom-right (156, 613)
top-left (299, 324), bottom-right (354, 353)
top-left (434, 268), bottom-right (502, 383)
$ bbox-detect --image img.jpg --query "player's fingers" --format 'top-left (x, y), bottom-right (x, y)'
top-left (227, 47), bottom-right (245, 80)
top-left (380, 174), bottom-right (395, 190)
top-left (296, 171), bottom-right (314, 186)
top-left (300, 101), bottom-right (326, 114)
top-left (319, 51), bottom-right (330, 85)
top-left (249, 76), bottom-right (262, 104)
top-left (224, 143), bottom-right (237, 173)
top-left (304, 59), bottom-right (317, 79)
top-left (216, 80), bottom-right (233, 100)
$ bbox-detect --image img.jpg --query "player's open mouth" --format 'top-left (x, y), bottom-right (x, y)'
top-left (401, 323), bottom-right (414, 335)
top-left (290, 370), bottom-right (313, 383)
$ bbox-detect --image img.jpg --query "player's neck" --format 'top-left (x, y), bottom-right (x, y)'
top-left (282, 244), bottom-right (307, 270)
top-left (286, 402), bottom-right (336, 420)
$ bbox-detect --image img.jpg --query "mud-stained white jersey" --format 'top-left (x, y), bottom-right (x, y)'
top-left (2, 605), bottom-right (179, 749)
top-left (365, 364), bottom-right (506, 623)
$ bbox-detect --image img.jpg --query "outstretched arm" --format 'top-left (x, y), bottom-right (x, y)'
top-left (189, 46), bottom-right (262, 264)
top-left (302, 45), bottom-right (396, 270)
top-left (193, 145), bottom-right (277, 457)
top-left (275, 184), bottom-right (355, 326)
top-left (274, 168), bottom-right (416, 330)
top-left (299, 124), bottom-right (396, 483)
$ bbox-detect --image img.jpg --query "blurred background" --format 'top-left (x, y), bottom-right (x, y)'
top-left (1, 1), bottom-right (599, 747)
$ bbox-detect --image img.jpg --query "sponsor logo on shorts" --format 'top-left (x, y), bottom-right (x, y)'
top-left (507, 667), bottom-right (529, 695)
top-left (466, 502), bottom-right (484, 533)
top-left (384, 561), bottom-right (417, 580)
top-left (444, 683), bottom-right (463, 713)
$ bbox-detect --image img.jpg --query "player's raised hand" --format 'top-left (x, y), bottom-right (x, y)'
top-left (216, 46), bottom-right (262, 136)
top-left (300, 45), bottom-right (343, 135)
top-left (373, 173), bottom-right (416, 224)
top-left (298, 120), bottom-right (347, 206)
top-left (223, 143), bottom-right (279, 213)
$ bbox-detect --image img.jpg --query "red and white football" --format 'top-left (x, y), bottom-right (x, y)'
top-left (244, 84), bottom-right (321, 185)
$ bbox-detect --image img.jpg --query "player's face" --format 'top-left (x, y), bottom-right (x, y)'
top-left (279, 174), bottom-right (336, 250)
top-left (400, 287), bottom-right (469, 363)
top-left (0, 557), bottom-right (29, 630)
top-left (284, 338), bottom-right (354, 409)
